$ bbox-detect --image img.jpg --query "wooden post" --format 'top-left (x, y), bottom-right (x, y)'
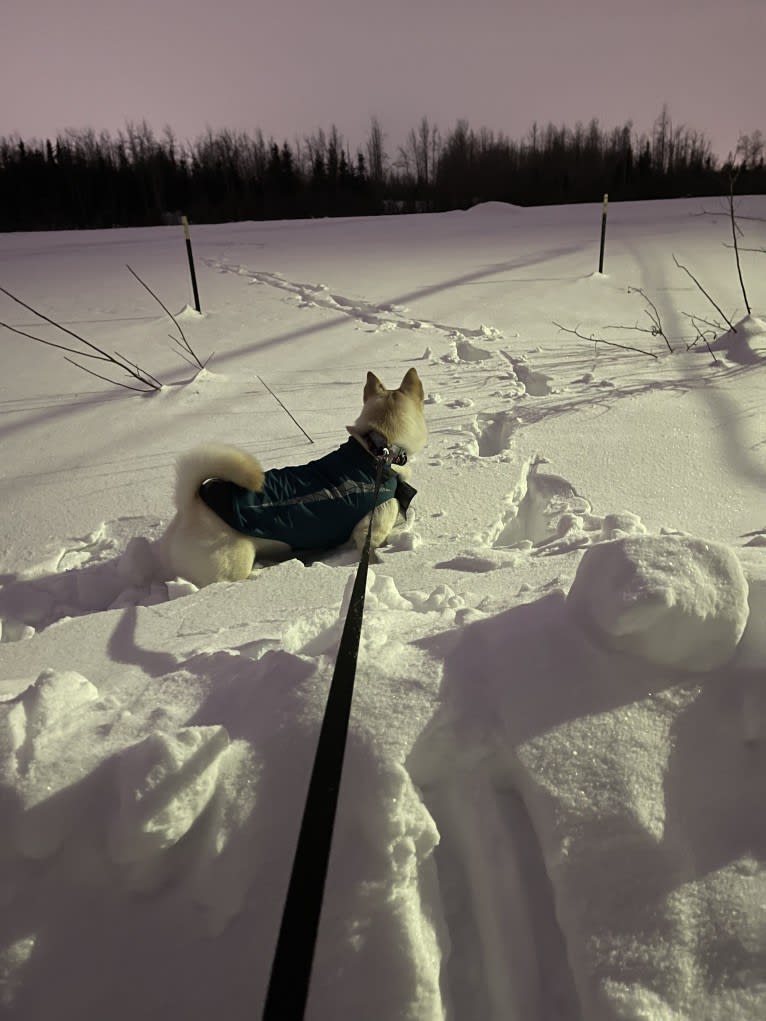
top-left (598, 193), bottom-right (608, 274)
top-left (182, 215), bottom-right (201, 312)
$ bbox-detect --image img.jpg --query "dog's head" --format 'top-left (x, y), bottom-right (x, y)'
top-left (347, 367), bottom-right (427, 456)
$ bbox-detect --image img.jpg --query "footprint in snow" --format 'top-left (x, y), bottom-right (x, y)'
top-left (464, 411), bottom-right (518, 458)
top-left (488, 454), bottom-right (646, 553)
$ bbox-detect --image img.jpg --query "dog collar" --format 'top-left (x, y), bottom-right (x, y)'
top-left (364, 430), bottom-right (408, 467)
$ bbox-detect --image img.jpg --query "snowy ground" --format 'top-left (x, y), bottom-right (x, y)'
top-left (0, 197), bottom-right (764, 1020)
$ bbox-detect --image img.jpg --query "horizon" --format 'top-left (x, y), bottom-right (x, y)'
top-left (0, 106), bottom-right (750, 169)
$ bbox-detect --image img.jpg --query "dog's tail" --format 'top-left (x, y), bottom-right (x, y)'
top-left (174, 444), bottom-right (265, 510)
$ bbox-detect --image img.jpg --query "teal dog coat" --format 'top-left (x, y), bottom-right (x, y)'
top-left (198, 438), bottom-right (415, 550)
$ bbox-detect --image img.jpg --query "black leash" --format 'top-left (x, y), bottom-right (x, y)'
top-left (261, 455), bottom-right (390, 1021)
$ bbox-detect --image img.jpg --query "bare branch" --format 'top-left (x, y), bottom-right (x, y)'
top-left (113, 351), bottom-right (164, 389)
top-left (693, 206), bottom-right (745, 236)
top-left (553, 322), bottom-right (659, 359)
top-left (727, 175), bottom-right (751, 315)
top-left (1, 286), bottom-right (140, 371)
top-left (671, 255), bottom-right (736, 332)
top-left (63, 357), bottom-right (156, 392)
top-left (126, 263), bottom-right (205, 369)
top-left (0, 320), bottom-right (112, 361)
top-left (603, 321), bottom-right (658, 337)
top-left (723, 243), bottom-right (766, 255)
top-left (683, 318), bottom-right (720, 362)
top-left (167, 334), bottom-right (200, 368)
top-left (0, 285), bottom-right (163, 389)
top-left (626, 286), bottom-right (674, 352)
top-left (679, 310), bottom-right (726, 334)
top-left (692, 207), bottom-right (766, 226)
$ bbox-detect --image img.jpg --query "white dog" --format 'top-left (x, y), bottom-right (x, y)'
top-left (145, 367), bottom-right (427, 588)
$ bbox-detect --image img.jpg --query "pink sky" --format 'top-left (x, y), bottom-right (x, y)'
top-left (3, 0), bottom-right (762, 159)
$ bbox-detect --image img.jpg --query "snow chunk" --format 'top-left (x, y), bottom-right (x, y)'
top-left (1, 670), bottom-right (103, 858)
top-left (109, 726), bottom-right (230, 866)
top-left (599, 511), bottom-right (647, 541)
top-left (567, 535), bottom-right (749, 671)
top-left (452, 338), bottom-right (493, 362)
top-left (0, 670), bottom-right (99, 776)
top-left (0, 620), bottom-right (35, 643)
top-left (0, 936), bottom-right (36, 1009)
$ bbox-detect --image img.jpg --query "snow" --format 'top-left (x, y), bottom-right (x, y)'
top-left (568, 535), bottom-right (750, 671)
top-left (0, 197), bottom-right (765, 1020)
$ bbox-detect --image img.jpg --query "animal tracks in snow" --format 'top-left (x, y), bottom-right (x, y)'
top-left (488, 454), bottom-right (646, 554)
top-left (206, 257), bottom-right (506, 346)
top-left (468, 411), bottom-right (519, 457)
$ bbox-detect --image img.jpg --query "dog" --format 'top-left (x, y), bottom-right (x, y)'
top-left (148, 367), bottom-right (426, 588)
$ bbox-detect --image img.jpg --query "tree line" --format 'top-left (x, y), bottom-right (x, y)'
top-left (1, 108), bottom-right (764, 231)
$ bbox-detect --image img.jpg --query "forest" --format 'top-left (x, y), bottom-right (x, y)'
top-left (1, 107), bottom-right (764, 230)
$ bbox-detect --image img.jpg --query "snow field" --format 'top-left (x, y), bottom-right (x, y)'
top-left (0, 197), bottom-right (765, 1019)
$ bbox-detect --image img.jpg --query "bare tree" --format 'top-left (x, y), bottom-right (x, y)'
top-left (399, 116), bottom-right (440, 187)
top-left (653, 103), bottom-right (671, 174)
top-left (366, 117), bottom-right (386, 186)
top-left (735, 130), bottom-right (765, 169)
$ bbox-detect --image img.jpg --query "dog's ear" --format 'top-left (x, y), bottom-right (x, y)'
top-left (398, 367), bottom-right (424, 403)
top-left (364, 371), bottom-right (387, 402)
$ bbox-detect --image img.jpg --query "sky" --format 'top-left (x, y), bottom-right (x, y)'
top-left (2, 0), bottom-right (763, 160)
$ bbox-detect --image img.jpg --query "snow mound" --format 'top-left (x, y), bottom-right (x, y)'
top-left (706, 315), bottom-right (766, 365)
top-left (567, 534), bottom-right (750, 671)
top-left (464, 201), bottom-right (524, 216)
top-left (176, 304), bottom-right (204, 319)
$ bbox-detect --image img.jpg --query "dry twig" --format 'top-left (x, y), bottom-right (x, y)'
top-left (553, 322), bottom-right (659, 359)
top-left (126, 264), bottom-right (207, 370)
top-left (671, 255), bottom-right (736, 333)
top-left (616, 287), bottom-right (674, 352)
top-left (679, 310), bottom-right (726, 335)
top-left (682, 317), bottom-right (720, 363)
top-left (723, 243), bottom-right (766, 255)
top-left (0, 285), bottom-right (162, 391)
top-left (727, 174), bottom-right (751, 315)
top-left (0, 320), bottom-right (113, 361)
